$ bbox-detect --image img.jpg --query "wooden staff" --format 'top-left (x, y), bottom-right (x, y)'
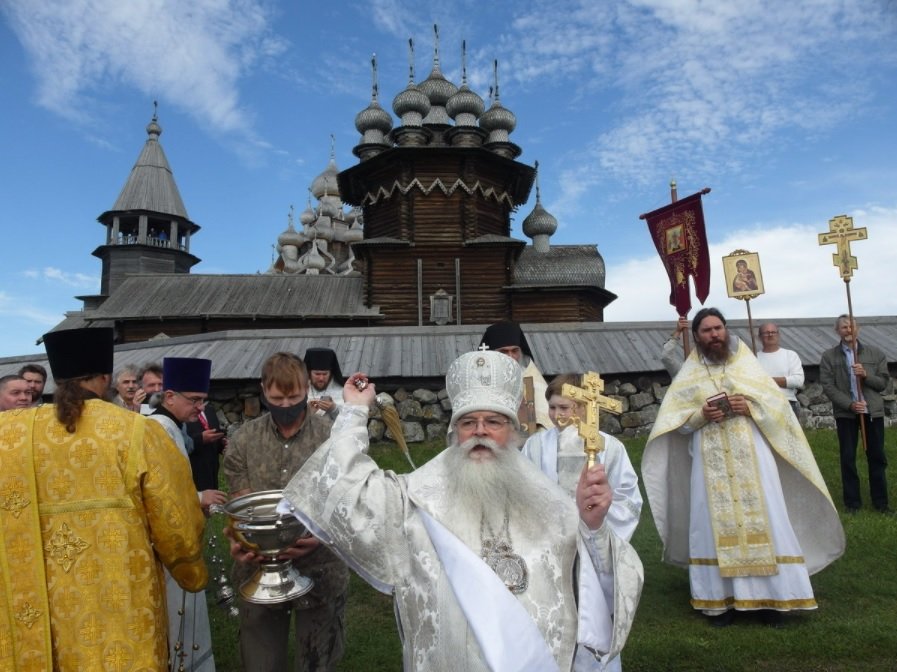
top-left (678, 313), bottom-right (691, 358)
top-left (844, 290), bottom-right (867, 452)
top-left (669, 181), bottom-right (692, 359)
top-left (745, 298), bottom-right (756, 354)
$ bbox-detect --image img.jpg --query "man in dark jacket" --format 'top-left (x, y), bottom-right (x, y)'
top-left (819, 315), bottom-right (891, 514)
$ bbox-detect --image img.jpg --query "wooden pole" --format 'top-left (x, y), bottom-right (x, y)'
top-left (845, 280), bottom-right (868, 452)
top-left (745, 299), bottom-right (756, 354)
top-left (670, 180), bottom-right (693, 357)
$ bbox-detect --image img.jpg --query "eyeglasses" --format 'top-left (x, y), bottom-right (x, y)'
top-left (174, 391), bottom-right (208, 408)
top-left (760, 331), bottom-right (778, 336)
top-left (456, 416), bottom-right (511, 432)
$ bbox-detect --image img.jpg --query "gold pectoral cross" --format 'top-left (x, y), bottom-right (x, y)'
top-left (818, 214), bottom-right (867, 280)
top-left (560, 371), bottom-right (623, 467)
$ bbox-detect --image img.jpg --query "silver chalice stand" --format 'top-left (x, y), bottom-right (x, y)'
top-left (216, 489), bottom-right (314, 604)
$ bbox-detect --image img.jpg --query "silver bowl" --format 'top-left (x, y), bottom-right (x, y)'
top-left (220, 489), bottom-right (314, 604)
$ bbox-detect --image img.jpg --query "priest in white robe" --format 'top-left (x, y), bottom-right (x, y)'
top-left (642, 308), bottom-right (845, 627)
top-left (283, 350), bottom-right (643, 671)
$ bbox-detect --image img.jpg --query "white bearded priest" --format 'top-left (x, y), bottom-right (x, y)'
top-left (281, 350), bottom-right (643, 671)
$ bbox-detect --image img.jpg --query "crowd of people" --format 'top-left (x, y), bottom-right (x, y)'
top-left (0, 311), bottom-right (889, 670)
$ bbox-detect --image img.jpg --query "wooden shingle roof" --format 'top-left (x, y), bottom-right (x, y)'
top-left (512, 245), bottom-right (610, 290)
top-left (107, 117), bottom-right (189, 219)
top-left (5, 316), bottom-right (896, 393)
top-left (76, 274), bottom-right (382, 321)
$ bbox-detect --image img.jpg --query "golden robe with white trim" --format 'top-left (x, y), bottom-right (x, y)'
top-left (0, 400), bottom-right (208, 671)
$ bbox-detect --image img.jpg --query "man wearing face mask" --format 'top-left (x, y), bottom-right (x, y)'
top-left (223, 352), bottom-right (348, 672)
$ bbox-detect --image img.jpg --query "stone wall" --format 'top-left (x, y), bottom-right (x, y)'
top-left (206, 374), bottom-right (897, 442)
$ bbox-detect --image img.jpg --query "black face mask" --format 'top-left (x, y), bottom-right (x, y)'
top-left (263, 395), bottom-right (307, 426)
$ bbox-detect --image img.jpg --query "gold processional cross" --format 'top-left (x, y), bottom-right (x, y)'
top-left (818, 214), bottom-right (867, 280)
top-left (560, 372), bottom-right (623, 468)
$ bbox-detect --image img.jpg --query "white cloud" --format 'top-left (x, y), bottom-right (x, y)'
top-left (2, 0), bottom-right (286, 145)
top-left (0, 291), bottom-right (65, 327)
top-left (606, 204), bottom-right (897, 322)
top-left (40, 267), bottom-right (98, 289)
top-left (20, 267), bottom-right (97, 290)
top-left (488, 0), bottom-right (897, 198)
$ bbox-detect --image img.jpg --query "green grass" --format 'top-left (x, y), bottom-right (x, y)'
top-left (206, 430), bottom-right (897, 671)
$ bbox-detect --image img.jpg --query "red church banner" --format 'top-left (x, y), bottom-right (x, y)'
top-left (642, 190), bottom-right (711, 316)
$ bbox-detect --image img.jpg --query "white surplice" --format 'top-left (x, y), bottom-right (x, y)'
top-left (522, 425), bottom-right (642, 542)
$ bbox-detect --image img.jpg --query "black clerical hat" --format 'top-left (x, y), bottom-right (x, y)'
top-left (162, 357), bottom-right (211, 393)
top-left (43, 327), bottom-right (114, 380)
top-left (303, 348), bottom-right (343, 379)
top-left (479, 321), bottom-right (534, 359)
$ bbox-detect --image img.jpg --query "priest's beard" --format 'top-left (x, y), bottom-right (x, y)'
top-left (698, 335), bottom-right (731, 365)
top-left (442, 433), bottom-right (532, 544)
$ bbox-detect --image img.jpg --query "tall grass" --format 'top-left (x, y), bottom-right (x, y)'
top-left (206, 429), bottom-right (897, 671)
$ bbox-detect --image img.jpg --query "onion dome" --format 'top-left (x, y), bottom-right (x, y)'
top-left (393, 39), bottom-right (430, 127)
top-left (446, 40), bottom-right (484, 127)
top-left (277, 207), bottom-right (305, 248)
top-left (479, 60), bottom-right (517, 142)
top-left (355, 101), bottom-right (392, 138)
top-left (318, 194), bottom-right (341, 220)
top-left (299, 193), bottom-right (316, 226)
top-left (305, 241), bottom-right (326, 273)
top-left (342, 223), bottom-right (363, 243)
top-left (419, 25), bottom-right (458, 126)
top-left (311, 145), bottom-right (340, 200)
top-left (522, 199), bottom-right (557, 238)
top-left (146, 112), bottom-right (162, 139)
top-left (354, 54), bottom-right (393, 145)
top-left (522, 162), bottom-right (557, 253)
top-left (311, 221), bottom-right (334, 243)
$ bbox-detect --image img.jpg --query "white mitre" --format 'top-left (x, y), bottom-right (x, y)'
top-left (446, 350), bottom-right (523, 431)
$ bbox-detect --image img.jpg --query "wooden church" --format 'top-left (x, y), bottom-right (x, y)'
top-left (51, 39), bottom-right (616, 344)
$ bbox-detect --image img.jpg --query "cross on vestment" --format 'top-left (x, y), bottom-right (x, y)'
top-left (560, 372), bottom-right (623, 467)
top-left (818, 214), bottom-right (867, 280)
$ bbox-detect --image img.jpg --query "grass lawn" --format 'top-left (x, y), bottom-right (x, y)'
top-left (206, 429), bottom-right (897, 671)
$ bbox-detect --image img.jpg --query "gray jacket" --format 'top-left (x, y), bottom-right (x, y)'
top-left (819, 341), bottom-right (889, 419)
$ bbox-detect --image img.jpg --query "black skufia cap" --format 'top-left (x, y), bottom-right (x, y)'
top-left (303, 348), bottom-right (343, 379)
top-left (479, 321), bottom-right (534, 359)
top-left (43, 327), bottom-right (114, 381)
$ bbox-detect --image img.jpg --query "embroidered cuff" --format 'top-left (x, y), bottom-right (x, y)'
top-left (578, 520), bottom-right (613, 572)
top-left (330, 404), bottom-right (370, 434)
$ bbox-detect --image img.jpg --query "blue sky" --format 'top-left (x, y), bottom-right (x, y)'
top-left (1, 0), bottom-right (896, 358)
